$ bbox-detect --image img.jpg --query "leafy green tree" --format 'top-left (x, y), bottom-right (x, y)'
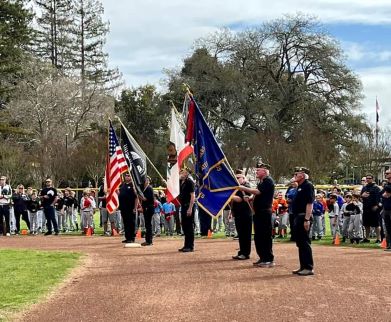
top-left (165, 14), bottom-right (369, 181)
top-left (71, 0), bottom-right (121, 90)
top-left (0, 0), bottom-right (33, 100)
top-left (34, 0), bottom-right (74, 69)
top-left (115, 85), bottom-right (169, 183)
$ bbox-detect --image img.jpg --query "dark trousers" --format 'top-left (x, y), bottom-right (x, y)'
top-left (293, 214), bottom-right (314, 270)
top-left (199, 207), bottom-right (212, 236)
top-left (235, 212), bottom-right (252, 257)
top-left (0, 205), bottom-right (10, 235)
top-left (121, 210), bottom-right (136, 242)
top-left (253, 210), bottom-right (274, 262)
top-left (383, 210), bottom-right (391, 247)
top-left (174, 207), bottom-right (181, 234)
top-left (14, 210), bottom-right (30, 232)
top-left (44, 206), bottom-right (58, 233)
top-left (181, 205), bottom-right (195, 249)
top-left (289, 212), bottom-right (295, 240)
top-left (143, 206), bottom-right (154, 244)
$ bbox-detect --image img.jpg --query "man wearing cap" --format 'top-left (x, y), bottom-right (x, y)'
top-left (291, 167), bottom-right (315, 276)
top-left (239, 161), bottom-right (275, 267)
top-left (231, 172), bottom-right (252, 260)
top-left (178, 168), bottom-right (195, 252)
top-left (140, 176), bottom-right (154, 246)
top-left (40, 178), bottom-right (59, 236)
top-left (118, 173), bottom-right (138, 243)
top-left (0, 175), bottom-right (12, 236)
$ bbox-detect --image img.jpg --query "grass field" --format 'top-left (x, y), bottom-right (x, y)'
top-left (0, 249), bottom-right (81, 321)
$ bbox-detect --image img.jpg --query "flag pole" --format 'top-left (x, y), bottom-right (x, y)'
top-left (114, 116), bottom-right (167, 185)
top-left (375, 97), bottom-right (379, 150)
top-left (169, 100), bottom-right (186, 129)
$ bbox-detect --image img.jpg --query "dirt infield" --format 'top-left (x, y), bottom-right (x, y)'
top-left (2, 235), bottom-right (391, 321)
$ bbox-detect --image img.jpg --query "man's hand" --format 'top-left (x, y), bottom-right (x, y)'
top-left (186, 208), bottom-right (192, 217)
top-left (304, 221), bottom-right (310, 231)
top-left (362, 191), bottom-right (370, 198)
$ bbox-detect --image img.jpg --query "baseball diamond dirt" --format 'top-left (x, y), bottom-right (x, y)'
top-left (2, 236), bottom-right (391, 322)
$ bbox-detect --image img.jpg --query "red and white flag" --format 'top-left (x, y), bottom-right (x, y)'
top-left (166, 108), bottom-right (193, 202)
top-left (104, 121), bottom-right (128, 213)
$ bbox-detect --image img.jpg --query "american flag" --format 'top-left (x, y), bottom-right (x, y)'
top-left (105, 121), bottom-right (128, 213)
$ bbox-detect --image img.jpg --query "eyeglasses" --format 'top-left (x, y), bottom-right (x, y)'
top-left (366, 177), bottom-right (373, 180)
top-left (386, 172), bottom-right (391, 175)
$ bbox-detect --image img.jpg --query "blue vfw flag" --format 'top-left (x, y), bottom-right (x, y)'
top-left (187, 95), bottom-right (238, 217)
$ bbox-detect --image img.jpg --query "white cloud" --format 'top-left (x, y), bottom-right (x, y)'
top-left (357, 66), bottom-right (391, 126)
top-left (101, 0), bottom-right (391, 122)
top-left (343, 41), bottom-right (391, 63)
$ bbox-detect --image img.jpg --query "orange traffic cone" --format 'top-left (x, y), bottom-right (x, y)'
top-left (136, 229), bottom-right (141, 239)
top-left (112, 228), bottom-right (119, 236)
top-left (86, 227), bottom-right (92, 237)
top-left (21, 229), bottom-right (28, 235)
top-left (380, 238), bottom-right (387, 249)
top-left (334, 234), bottom-right (340, 245)
top-left (207, 229), bottom-right (212, 239)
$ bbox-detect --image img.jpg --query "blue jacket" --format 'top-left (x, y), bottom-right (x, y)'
top-left (312, 201), bottom-right (324, 216)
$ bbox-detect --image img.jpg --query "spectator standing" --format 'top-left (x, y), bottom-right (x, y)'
top-left (40, 178), bottom-right (59, 236)
top-left (12, 184), bottom-right (30, 234)
top-left (361, 174), bottom-right (381, 243)
top-left (0, 175), bottom-right (12, 236)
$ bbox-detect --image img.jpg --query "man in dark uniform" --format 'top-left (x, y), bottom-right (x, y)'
top-left (381, 170), bottom-right (391, 250)
top-left (239, 161), bottom-right (275, 267)
top-left (231, 171), bottom-right (252, 260)
top-left (361, 174), bottom-right (381, 243)
top-left (141, 176), bottom-right (154, 246)
top-left (291, 167), bottom-right (315, 276)
top-left (118, 173), bottom-right (138, 243)
top-left (40, 178), bottom-right (59, 236)
top-left (178, 168), bottom-right (195, 252)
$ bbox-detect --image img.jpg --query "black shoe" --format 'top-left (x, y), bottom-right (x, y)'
top-left (122, 239), bottom-right (130, 243)
top-left (253, 259), bottom-right (262, 266)
top-left (350, 239), bottom-right (354, 244)
top-left (342, 237), bottom-right (346, 243)
top-left (178, 247), bottom-right (185, 252)
top-left (375, 239), bottom-right (381, 244)
top-left (232, 254), bottom-right (249, 260)
top-left (362, 238), bottom-right (370, 243)
top-left (181, 248), bottom-right (194, 252)
top-left (141, 242), bottom-right (153, 246)
top-left (297, 269), bottom-right (314, 276)
top-left (44, 232), bottom-right (52, 236)
top-left (54, 232), bottom-right (59, 235)
top-left (292, 268), bottom-right (303, 274)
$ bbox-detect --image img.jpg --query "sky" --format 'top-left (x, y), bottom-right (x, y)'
top-left (101, 0), bottom-right (391, 127)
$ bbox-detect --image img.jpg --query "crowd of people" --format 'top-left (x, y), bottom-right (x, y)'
top-left (2, 166), bottom-right (391, 275)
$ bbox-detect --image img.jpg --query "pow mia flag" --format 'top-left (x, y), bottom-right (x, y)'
top-left (121, 124), bottom-right (147, 196)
